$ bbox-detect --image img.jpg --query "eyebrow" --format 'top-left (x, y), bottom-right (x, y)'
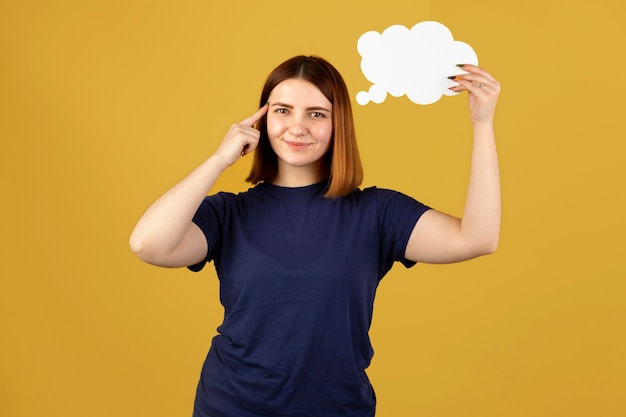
top-left (271, 102), bottom-right (332, 113)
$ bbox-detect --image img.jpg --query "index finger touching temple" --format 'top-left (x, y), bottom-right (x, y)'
top-left (240, 102), bottom-right (269, 127)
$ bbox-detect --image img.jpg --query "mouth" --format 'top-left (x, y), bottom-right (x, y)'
top-left (284, 140), bottom-right (312, 150)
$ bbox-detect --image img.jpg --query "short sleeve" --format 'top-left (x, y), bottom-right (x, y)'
top-left (375, 188), bottom-right (431, 274)
top-left (186, 194), bottom-right (227, 272)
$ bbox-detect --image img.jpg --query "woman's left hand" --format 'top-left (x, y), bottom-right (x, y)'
top-left (450, 64), bottom-right (501, 128)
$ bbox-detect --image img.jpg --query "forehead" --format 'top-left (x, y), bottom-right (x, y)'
top-left (269, 78), bottom-right (332, 107)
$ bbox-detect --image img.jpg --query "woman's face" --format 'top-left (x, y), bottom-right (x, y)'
top-left (266, 78), bottom-right (333, 181)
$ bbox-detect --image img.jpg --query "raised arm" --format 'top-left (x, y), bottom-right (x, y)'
top-left (129, 104), bottom-right (268, 267)
top-left (405, 65), bottom-right (501, 264)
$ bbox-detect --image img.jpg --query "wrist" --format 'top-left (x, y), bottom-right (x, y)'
top-left (472, 122), bottom-right (495, 134)
top-left (207, 153), bottom-right (232, 172)
top-left (472, 124), bottom-right (496, 144)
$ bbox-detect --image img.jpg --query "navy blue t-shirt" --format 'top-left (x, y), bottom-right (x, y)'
top-left (189, 181), bottom-right (430, 417)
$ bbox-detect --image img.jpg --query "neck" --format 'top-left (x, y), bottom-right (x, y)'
top-left (273, 162), bottom-right (325, 188)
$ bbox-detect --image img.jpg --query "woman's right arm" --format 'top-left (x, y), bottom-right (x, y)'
top-left (129, 104), bottom-right (268, 267)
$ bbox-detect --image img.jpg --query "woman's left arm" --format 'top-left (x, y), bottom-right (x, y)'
top-left (405, 64), bottom-right (502, 264)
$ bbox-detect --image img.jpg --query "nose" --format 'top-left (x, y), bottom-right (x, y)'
top-left (288, 116), bottom-right (308, 137)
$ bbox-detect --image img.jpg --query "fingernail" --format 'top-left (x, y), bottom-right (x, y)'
top-left (265, 100), bottom-right (270, 106)
top-left (456, 64), bottom-right (467, 67)
top-left (448, 75), bottom-right (464, 80)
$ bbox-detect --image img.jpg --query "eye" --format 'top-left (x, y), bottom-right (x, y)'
top-left (310, 111), bottom-right (327, 118)
top-left (275, 108), bottom-right (289, 115)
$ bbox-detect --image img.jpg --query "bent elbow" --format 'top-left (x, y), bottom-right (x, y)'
top-left (478, 235), bottom-right (499, 256)
top-left (129, 233), bottom-right (157, 263)
top-left (484, 241), bottom-right (499, 256)
top-left (464, 232), bottom-right (499, 259)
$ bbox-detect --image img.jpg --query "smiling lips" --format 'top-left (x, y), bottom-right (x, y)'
top-left (284, 140), bottom-right (312, 150)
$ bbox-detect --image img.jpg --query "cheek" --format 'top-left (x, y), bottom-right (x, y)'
top-left (315, 123), bottom-right (333, 143)
top-left (265, 118), bottom-right (281, 139)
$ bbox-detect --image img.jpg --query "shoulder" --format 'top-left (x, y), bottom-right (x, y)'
top-left (203, 183), bottom-right (266, 205)
top-left (335, 186), bottom-right (429, 219)
top-left (194, 186), bottom-right (267, 222)
top-left (357, 186), bottom-right (421, 205)
top-left (341, 185), bottom-right (393, 200)
top-left (358, 186), bottom-right (431, 222)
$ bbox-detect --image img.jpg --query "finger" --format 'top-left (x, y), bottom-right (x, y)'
top-left (240, 128), bottom-right (262, 156)
top-left (448, 76), bottom-right (480, 92)
top-left (450, 73), bottom-right (484, 84)
top-left (240, 140), bottom-right (258, 157)
top-left (239, 102), bottom-right (269, 127)
top-left (449, 78), bottom-right (489, 95)
top-left (449, 74), bottom-right (493, 93)
top-left (456, 64), bottom-right (497, 83)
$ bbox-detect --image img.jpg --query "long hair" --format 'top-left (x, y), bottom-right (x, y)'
top-left (245, 55), bottom-right (363, 198)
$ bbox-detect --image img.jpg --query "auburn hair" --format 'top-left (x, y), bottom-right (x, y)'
top-left (245, 55), bottom-right (363, 198)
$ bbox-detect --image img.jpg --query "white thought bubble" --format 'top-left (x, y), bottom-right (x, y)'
top-left (356, 21), bottom-right (478, 106)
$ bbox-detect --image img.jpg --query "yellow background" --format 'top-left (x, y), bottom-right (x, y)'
top-left (1, 1), bottom-right (624, 416)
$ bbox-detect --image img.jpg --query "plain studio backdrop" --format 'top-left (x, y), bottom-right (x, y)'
top-left (1, 1), bottom-right (624, 416)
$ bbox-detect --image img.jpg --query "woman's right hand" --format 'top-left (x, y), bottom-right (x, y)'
top-left (213, 103), bottom-right (269, 167)
top-left (130, 103), bottom-right (270, 268)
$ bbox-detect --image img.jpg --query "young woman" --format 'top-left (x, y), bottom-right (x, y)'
top-left (130, 55), bottom-right (501, 417)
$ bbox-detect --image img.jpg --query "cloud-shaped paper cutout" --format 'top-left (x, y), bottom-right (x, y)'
top-left (356, 21), bottom-right (478, 105)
